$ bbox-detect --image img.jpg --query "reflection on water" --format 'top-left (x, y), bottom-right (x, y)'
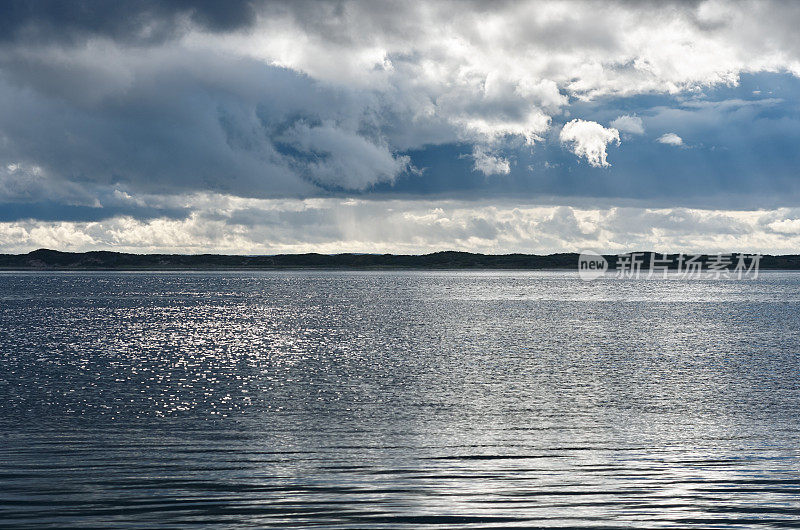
top-left (1, 271), bottom-right (799, 528)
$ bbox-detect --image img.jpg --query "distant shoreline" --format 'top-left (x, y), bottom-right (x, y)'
top-left (2, 249), bottom-right (800, 271)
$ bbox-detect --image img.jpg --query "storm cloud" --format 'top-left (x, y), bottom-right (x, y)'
top-left (0, 0), bottom-right (258, 45)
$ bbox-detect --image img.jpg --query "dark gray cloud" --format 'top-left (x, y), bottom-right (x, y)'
top-left (0, 47), bottom-right (413, 201)
top-left (0, 0), bottom-right (257, 45)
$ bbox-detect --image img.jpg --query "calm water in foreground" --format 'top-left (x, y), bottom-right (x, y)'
top-left (1, 271), bottom-right (800, 528)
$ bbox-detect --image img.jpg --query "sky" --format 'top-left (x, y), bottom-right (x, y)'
top-left (3, 0), bottom-right (800, 254)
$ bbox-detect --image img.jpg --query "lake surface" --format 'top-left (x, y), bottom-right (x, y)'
top-left (1, 270), bottom-right (800, 528)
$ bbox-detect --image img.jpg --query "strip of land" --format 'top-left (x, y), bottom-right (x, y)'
top-left (1, 249), bottom-right (799, 270)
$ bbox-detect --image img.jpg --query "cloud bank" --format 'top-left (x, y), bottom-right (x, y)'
top-left (2, 196), bottom-right (799, 255)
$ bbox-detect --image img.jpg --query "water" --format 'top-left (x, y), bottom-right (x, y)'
top-left (1, 270), bottom-right (799, 528)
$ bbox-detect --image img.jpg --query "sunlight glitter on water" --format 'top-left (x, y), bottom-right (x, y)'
top-left (1, 271), bottom-right (799, 528)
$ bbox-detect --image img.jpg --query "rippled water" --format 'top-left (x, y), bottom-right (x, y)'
top-left (1, 270), bottom-right (800, 528)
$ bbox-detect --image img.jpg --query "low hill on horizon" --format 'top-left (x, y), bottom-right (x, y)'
top-left (1, 249), bottom-right (800, 270)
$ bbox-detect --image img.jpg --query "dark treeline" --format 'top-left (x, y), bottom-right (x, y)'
top-left (1, 249), bottom-right (800, 270)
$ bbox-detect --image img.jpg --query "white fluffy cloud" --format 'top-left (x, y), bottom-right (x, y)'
top-left (766, 218), bottom-right (800, 234)
top-left (657, 133), bottom-right (684, 146)
top-left (559, 120), bottom-right (621, 167)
